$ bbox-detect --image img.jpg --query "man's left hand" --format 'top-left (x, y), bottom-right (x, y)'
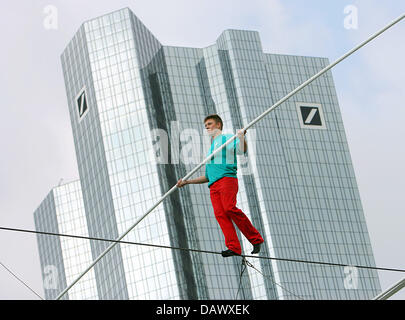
top-left (237, 129), bottom-right (246, 139)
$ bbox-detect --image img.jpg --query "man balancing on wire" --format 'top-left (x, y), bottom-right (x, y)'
top-left (177, 114), bottom-right (264, 258)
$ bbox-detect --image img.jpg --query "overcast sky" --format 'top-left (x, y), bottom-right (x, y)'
top-left (0, 0), bottom-right (404, 300)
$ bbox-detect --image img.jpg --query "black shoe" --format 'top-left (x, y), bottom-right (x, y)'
top-left (221, 249), bottom-right (240, 258)
top-left (251, 242), bottom-right (263, 254)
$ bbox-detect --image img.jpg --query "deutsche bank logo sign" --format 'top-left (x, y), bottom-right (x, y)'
top-left (296, 102), bottom-right (326, 130)
top-left (75, 86), bottom-right (88, 121)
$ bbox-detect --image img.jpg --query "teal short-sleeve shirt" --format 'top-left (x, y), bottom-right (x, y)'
top-left (205, 133), bottom-right (245, 188)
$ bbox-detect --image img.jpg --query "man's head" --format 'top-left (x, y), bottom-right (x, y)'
top-left (204, 114), bottom-right (223, 137)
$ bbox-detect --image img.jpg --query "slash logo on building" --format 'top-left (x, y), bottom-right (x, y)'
top-left (296, 102), bottom-right (326, 129)
top-left (76, 87), bottom-right (88, 121)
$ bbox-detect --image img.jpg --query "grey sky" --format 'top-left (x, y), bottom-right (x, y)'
top-left (0, 0), bottom-right (404, 299)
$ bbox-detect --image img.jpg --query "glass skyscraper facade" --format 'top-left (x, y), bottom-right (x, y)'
top-left (34, 180), bottom-right (98, 299)
top-left (34, 7), bottom-right (381, 300)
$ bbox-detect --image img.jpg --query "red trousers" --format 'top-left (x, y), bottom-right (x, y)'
top-left (209, 177), bottom-right (264, 255)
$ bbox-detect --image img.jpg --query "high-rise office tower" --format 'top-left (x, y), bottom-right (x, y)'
top-left (34, 7), bottom-right (381, 300)
top-left (34, 180), bottom-right (98, 300)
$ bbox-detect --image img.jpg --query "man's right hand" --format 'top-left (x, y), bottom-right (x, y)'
top-left (176, 179), bottom-right (188, 188)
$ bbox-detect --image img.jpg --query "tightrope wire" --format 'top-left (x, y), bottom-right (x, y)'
top-left (1, 226), bottom-right (404, 273)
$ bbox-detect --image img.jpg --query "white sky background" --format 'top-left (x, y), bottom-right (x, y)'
top-left (0, 0), bottom-right (404, 299)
